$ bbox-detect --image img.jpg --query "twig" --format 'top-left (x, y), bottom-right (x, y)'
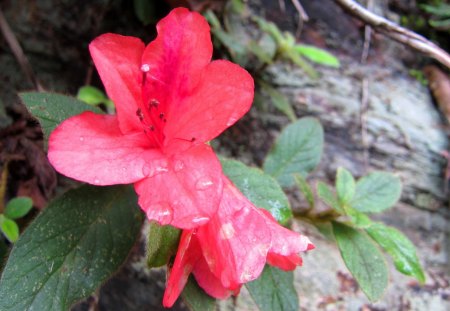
top-left (291, 0), bottom-right (309, 22)
top-left (360, 78), bottom-right (370, 170)
top-left (278, 0), bottom-right (286, 12)
top-left (0, 9), bottom-right (44, 91)
top-left (334, 0), bottom-right (450, 70)
top-left (360, 0), bottom-right (374, 63)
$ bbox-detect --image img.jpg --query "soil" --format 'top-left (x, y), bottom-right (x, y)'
top-left (0, 0), bottom-right (449, 310)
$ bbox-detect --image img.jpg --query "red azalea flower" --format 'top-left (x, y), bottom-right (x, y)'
top-left (47, 8), bottom-right (254, 229)
top-left (162, 176), bottom-right (315, 307)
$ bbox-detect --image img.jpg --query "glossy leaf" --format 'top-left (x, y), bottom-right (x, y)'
top-left (294, 174), bottom-right (315, 209)
top-left (336, 167), bottom-right (355, 205)
top-left (293, 44), bottom-right (340, 68)
top-left (0, 215), bottom-right (19, 243)
top-left (246, 265), bottom-right (298, 311)
top-left (182, 276), bottom-right (216, 311)
top-left (316, 182), bottom-right (343, 213)
top-left (0, 185), bottom-right (143, 311)
top-left (351, 172), bottom-right (402, 213)
top-left (221, 158), bottom-right (292, 225)
top-left (146, 222), bottom-right (181, 268)
top-left (366, 223), bottom-right (425, 283)
top-left (263, 117), bottom-right (323, 187)
top-left (333, 222), bottom-right (388, 301)
top-left (76, 86), bottom-right (108, 106)
top-left (4, 197), bottom-right (33, 219)
top-left (20, 92), bottom-right (101, 147)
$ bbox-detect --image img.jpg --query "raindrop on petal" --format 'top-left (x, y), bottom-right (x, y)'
top-left (94, 178), bottom-right (100, 184)
top-left (191, 216), bottom-right (209, 226)
top-left (141, 64), bottom-right (150, 72)
top-left (79, 136), bottom-right (84, 142)
top-left (142, 159), bottom-right (169, 177)
top-left (226, 116), bottom-right (238, 127)
top-left (220, 223), bottom-right (235, 240)
top-left (173, 160), bottom-right (185, 172)
top-left (195, 176), bottom-right (214, 190)
top-left (147, 202), bottom-right (173, 225)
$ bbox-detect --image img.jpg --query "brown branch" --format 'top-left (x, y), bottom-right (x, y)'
top-left (0, 9), bottom-right (44, 91)
top-left (334, 0), bottom-right (450, 70)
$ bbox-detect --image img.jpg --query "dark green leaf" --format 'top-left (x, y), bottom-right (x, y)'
top-left (246, 265), bottom-right (298, 311)
top-left (0, 215), bottom-right (19, 243)
top-left (146, 222), bottom-right (180, 268)
top-left (4, 197), bottom-right (33, 219)
top-left (0, 185), bottom-right (143, 311)
top-left (366, 223), bottom-right (425, 283)
top-left (336, 167), bottom-right (355, 205)
top-left (293, 44), bottom-right (340, 68)
top-left (316, 182), bottom-right (343, 213)
top-left (133, 0), bottom-right (157, 25)
top-left (221, 158), bottom-right (292, 225)
top-left (351, 172), bottom-right (402, 213)
top-left (182, 276), bottom-right (216, 311)
top-left (20, 92), bottom-right (101, 147)
top-left (293, 174), bottom-right (315, 210)
top-left (332, 222), bottom-right (388, 301)
top-left (263, 117), bottom-right (323, 187)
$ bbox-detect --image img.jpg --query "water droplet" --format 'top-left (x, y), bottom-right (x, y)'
top-left (147, 202), bottom-right (173, 225)
top-left (174, 160), bottom-right (185, 172)
top-left (191, 216), bottom-right (209, 225)
top-left (239, 269), bottom-right (254, 282)
top-left (142, 159), bottom-right (169, 177)
top-left (226, 116), bottom-right (238, 126)
top-left (94, 178), bottom-right (100, 184)
top-left (141, 64), bottom-right (150, 72)
top-left (195, 176), bottom-right (214, 190)
top-left (220, 223), bottom-right (235, 240)
top-left (79, 136), bottom-right (84, 142)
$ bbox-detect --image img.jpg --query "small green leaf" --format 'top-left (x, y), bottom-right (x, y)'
top-left (0, 215), bottom-right (19, 243)
top-left (4, 197), bottom-right (33, 219)
top-left (293, 44), bottom-right (340, 68)
top-left (293, 174), bottom-right (315, 209)
top-left (221, 158), bottom-right (292, 225)
top-left (259, 80), bottom-right (296, 122)
top-left (0, 185), bottom-right (143, 311)
top-left (246, 265), bottom-right (298, 311)
top-left (76, 86), bottom-right (108, 106)
top-left (316, 182), bottom-right (343, 213)
top-left (20, 92), bottom-right (101, 147)
top-left (346, 207), bottom-right (372, 228)
top-left (182, 276), bottom-right (216, 311)
top-left (332, 222), bottom-right (388, 301)
top-left (351, 172), bottom-right (402, 213)
top-left (366, 223), bottom-right (425, 283)
top-left (263, 117), bottom-right (324, 187)
top-left (336, 167), bottom-right (356, 205)
top-left (146, 222), bottom-right (181, 268)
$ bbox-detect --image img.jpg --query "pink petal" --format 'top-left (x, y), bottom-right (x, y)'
top-left (89, 33), bottom-right (145, 134)
top-left (134, 144), bottom-right (223, 229)
top-left (48, 112), bottom-right (159, 185)
top-left (164, 60), bottom-right (254, 151)
top-left (163, 230), bottom-right (200, 308)
top-left (196, 177), bottom-right (271, 289)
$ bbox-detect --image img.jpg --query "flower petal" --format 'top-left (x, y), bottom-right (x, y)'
top-left (163, 230), bottom-right (200, 308)
top-left (89, 33), bottom-right (145, 134)
top-left (48, 111), bottom-right (159, 185)
top-left (197, 177), bottom-right (271, 289)
top-left (164, 60), bottom-right (254, 150)
top-left (134, 144), bottom-right (223, 229)
top-left (140, 8), bottom-right (212, 125)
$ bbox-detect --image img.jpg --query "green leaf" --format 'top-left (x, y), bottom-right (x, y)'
top-left (366, 223), bottom-right (425, 283)
top-left (182, 276), bottom-right (216, 311)
top-left (4, 197), bottom-right (33, 219)
top-left (346, 207), bottom-right (372, 228)
top-left (293, 44), bottom-right (340, 68)
top-left (336, 167), bottom-right (355, 205)
top-left (146, 222), bottom-right (180, 268)
top-left (259, 80), bottom-right (296, 122)
top-left (20, 92), bottom-right (102, 147)
top-left (0, 185), bottom-right (143, 311)
top-left (316, 182), bottom-right (343, 213)
top-left (350, 172), bottom-right (402, 213)
top-left (76, 86), bottom-right (108, 106)
top-left (133, 0), bottom-right (157, 25)
top-left (293, 174), bottom-right (315, 210)
top-left (263, 117), bottom-right (323, 187)
top-left (246, 265), bottom-right (298, 311)
top-left (332, 222), bottom-right (388, 301)
top-left (0, 215), bottom-right (19, 243)
top-left (221, 158), bottom-right (292, 225)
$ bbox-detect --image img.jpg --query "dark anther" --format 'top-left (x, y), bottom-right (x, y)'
top-left (149, 99), bottom-right (159, 109)
top-left (149, 125), bottom-right (155, 131)
top-left (136, 108), bottom-right (144, 121)
top-left (159, 112), bottom-right (165, 120)
top-left (191, 137), bottom-right (196, 142)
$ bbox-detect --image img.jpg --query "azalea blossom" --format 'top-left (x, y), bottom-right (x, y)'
top-left (47, 8), bottom-right (253, 229)
top-left (163, 176), bottom-right (315, 307)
